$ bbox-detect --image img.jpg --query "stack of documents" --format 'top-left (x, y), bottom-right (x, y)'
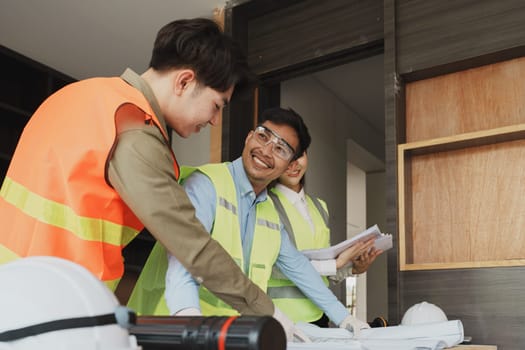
top-left (287, 324), bottom-right (361, 349)
top-left (359, 320), bottom-right (464, 349)
top-left (301, 225), bottom-right (393, 260)
top-left (289, 320), bottom-right (464, 350)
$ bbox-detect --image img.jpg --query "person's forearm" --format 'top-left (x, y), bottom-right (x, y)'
top-left (165, 254), bottom-right (201, 314)
top-left (277, 234), bottom-right (349, 325)
top-left (310, 259), bottom-right (354, 283)
top-left (310, 259), bottom-right (337, 276)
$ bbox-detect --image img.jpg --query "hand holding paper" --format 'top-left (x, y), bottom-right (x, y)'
top-left (335, 238), bottom-right (375, 269)
top-left (351, 245), bottom-right (382, 274)
top-left (302, 225), bottom-right (393, 261)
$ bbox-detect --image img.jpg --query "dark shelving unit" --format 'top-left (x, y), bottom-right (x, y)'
top-left (0, 45), bottom-right (76, 180)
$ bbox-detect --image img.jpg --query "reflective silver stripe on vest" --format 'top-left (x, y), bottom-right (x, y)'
top-left (256, 218), bottom-right (279, 231)
top-left (267, 285), bottom-right (306, 299)
top-left (270, 265), bottom-right (288, 280)
top-left (219, 197), bottom-right (237, 215)
top-left (268, 191), bottom-right (297, 247)
top-left (310, 196), bottom-right (329, 227)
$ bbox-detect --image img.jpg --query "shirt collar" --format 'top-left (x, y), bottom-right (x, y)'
top-left (120, 68), bottom-right (168, 133)
top-left (231, 157), bottom-right (268, 203)
top-left (274, 183), bottom-right (305, 205)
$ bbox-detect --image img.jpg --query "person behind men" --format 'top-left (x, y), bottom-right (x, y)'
top-left (0, 18), bottom-right (283, 321)
top-left (129, 107), bottom-right (371, 339)
top-left (268, 150), bottom-right (382, 327)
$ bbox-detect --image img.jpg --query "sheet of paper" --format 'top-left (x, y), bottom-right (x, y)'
top-left (373, 234), bottom-right (393, 252)
top-left (301, 225), bottom-right (392, 260)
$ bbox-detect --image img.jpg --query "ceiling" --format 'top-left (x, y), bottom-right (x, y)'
top-left (0, 0), bottom-right (384, 144)
top-left (0, 0), bottom-right (228, 80)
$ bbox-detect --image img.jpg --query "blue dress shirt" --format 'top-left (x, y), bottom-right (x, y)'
top-left (165, 157), bottom-right (349, 325)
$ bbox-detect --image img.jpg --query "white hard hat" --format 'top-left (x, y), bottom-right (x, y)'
top-left (0, 256), bottom-right (139, 350)
top-left (401, 301), bottom-right (448, 326)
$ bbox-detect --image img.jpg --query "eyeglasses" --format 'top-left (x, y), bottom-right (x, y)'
top-left (252, 125), bottom-right (296, 161)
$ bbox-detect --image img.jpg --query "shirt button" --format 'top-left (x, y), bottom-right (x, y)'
top-left (195, 276), bottom-right (204, 284)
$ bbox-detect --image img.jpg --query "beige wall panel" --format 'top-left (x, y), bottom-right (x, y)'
top-left (409, 140), bottom-right (525, 264)
top-left (406, 56), bottom-right (525, 142)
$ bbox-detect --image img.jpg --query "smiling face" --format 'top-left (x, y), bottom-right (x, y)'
top-left (163, 70), bottom-right (233, 138)
top-left (279, 151), bottom-right (308, 193)
top-left (242, 120), bottom-right (299, 194)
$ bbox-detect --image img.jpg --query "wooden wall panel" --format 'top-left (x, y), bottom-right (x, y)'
top-left (387, 2), bottom-right (525, 347)
top-left (401, 268), bottom-right (525, 349)
top-left (400, 58), bottom-right (525, 270)
top-left (396, 0), bottom-right (525, 77)
top-left (409, 140), bottom-right (525, 264)
top-left (385, 0), bottom-right (525, 350)
top-left (384, 0), bottom-right (402, 323)
top-left (210, 7), bottom-right (225, 163)
top-left (406, 57), bottom-right (525, 142)
top-left (247, 0), bottom-right (383, 76)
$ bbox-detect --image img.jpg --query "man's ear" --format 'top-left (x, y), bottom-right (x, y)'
top-left (173, 69), bottom-right (196, 95)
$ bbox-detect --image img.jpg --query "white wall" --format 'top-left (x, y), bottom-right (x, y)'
top-left (347, 163), bottom-right (367, 235)
top-left (347, 162), bottom-right (367, 321)
top-left (281, 75), bottom-right (348, 246)
top-left (170, 127), bottom-right (211, 167)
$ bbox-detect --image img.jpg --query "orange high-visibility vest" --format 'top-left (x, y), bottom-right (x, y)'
top-left (0, 77), bottom-right (179, 289)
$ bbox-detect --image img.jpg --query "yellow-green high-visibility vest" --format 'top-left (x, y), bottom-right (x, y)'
top-left (127, 163), bottom-right (281, 316)
top-left (196, 164), bottom-right (281, 315)
top-left (267, 188), bottom-right (330, 322)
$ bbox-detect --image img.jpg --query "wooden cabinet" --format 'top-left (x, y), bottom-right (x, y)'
top-left (0, 45), bottom-right (75, 181)
top-left (398, 56), bottom-right (525, 271)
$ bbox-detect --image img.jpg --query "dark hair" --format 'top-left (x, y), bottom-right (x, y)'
top-left (259, 107), bottom-right (311, 160)
top-left (149, 18), bottom-right (257, 97)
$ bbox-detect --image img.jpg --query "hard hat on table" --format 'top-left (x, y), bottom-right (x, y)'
top-left (0, 256), bottom-right (139, 350)
top-left (401, 301), bottom-right (448, 326)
